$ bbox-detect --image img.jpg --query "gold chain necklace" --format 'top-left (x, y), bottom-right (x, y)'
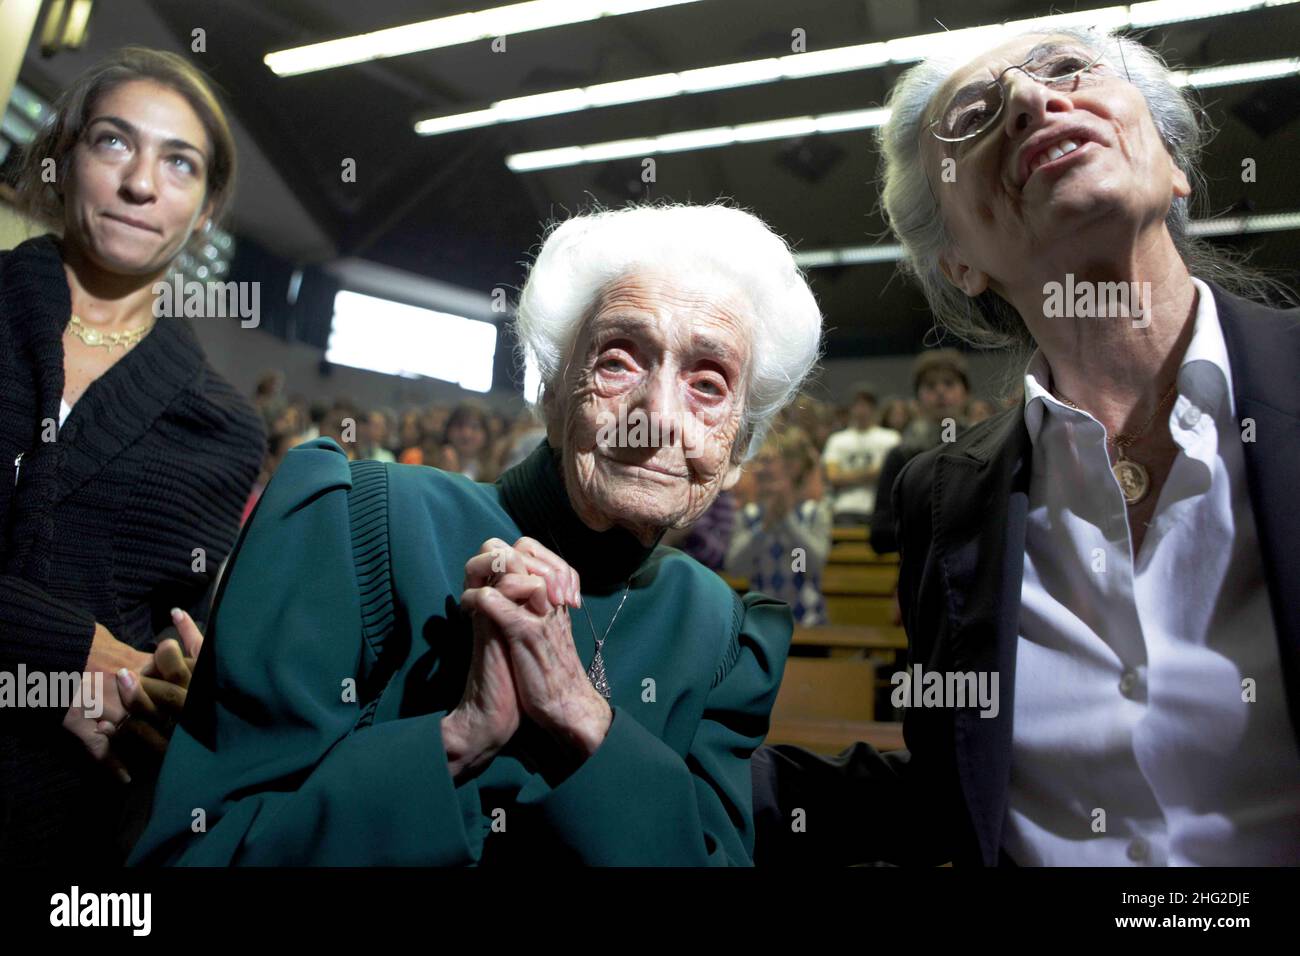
top-left (1054, 380), bottom-right (1178, 506)
top-left (65, 313), bottom-right (156, 351)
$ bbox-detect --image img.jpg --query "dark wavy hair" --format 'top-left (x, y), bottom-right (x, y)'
top-left (11, 46), bottom-right (237, 236)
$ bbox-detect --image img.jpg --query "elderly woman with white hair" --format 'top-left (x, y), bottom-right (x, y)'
top-left (754, 26), bottom-right (1300, 866)
top-left (130, 203), bottom-right (822, 866)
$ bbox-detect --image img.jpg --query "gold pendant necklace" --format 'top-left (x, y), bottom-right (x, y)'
top-left (1055, 380), bottom-right (1178, 507)
top-left (65, 313), bottom-right (156, 351)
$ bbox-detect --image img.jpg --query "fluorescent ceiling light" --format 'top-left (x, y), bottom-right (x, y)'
top-left (1126, 0), bottom-right (1294, 28)
top-left (266, 0), bottom-right (702, 77)
top-left (505, 53), bottom-right (1296, 171)
top-left (1186, 210), bottom-right (1300, 235)
top-left (793, 210), bottom-right (1300, 268)
top-left (1171, 57), bottom-right (1300, 87)
top-left (416, 0), bottom-right (1300, 135)
top-left (794, 245), bottom-right (905, 268)
top-left (505, 109), bottom-right (886, 171)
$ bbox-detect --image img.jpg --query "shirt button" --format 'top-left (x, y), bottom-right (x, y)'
top-left (1127, 838), bottom-right (1149, 863)
top-left (1119, 669), bottom-right (1139, 695)
top-left (1181, 406), bottom-right (1202, 427)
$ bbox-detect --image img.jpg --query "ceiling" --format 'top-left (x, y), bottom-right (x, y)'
top-left (22, 0), bottom-right (1300, 367)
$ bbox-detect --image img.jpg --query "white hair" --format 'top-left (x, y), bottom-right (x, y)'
top-left (515, 202), bottom-right (823, 461)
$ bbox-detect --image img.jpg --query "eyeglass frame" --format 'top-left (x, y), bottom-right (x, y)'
top-left (926, 44), bottom-right (1110, 145)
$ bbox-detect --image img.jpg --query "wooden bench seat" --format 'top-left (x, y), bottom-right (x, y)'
top-left (766, 718), bottom-right (905, 754)
top-left (792, 625), bottom-right (907, 651)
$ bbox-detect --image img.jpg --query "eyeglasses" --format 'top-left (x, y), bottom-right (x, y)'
top-left (929, 46), bottom-right (1108, 144)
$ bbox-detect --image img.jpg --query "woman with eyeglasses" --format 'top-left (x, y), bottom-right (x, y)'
top-left (0, 48), bottom-right (263, 864)
top-left (753, 26), bottom-right (1300, 866)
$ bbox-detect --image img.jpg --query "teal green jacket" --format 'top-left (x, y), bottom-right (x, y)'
top-left (129, 438), bottom-right (791, 865)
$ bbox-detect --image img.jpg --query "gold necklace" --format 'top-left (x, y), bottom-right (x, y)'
top-left (65, 313), bottom-right (156, 351)
top-left (1055, 380), bottom-right (1178, 507)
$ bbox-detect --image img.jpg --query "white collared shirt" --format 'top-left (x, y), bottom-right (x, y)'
top-left (1003, 277), bottom-right (1300, 866)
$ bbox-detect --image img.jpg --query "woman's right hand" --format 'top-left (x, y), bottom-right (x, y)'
top-left (442, 606), bottom-right (520, 781)
top-left (444, 542), bottom-right (536, 779)
top-left (447, 538), bottom-right (585, 780)
top-left (62, 622), bottom-right (153, 783)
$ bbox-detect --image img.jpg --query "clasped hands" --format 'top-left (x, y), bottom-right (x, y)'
top-left (61, 608), bottom-right (203, 784)
top-left (444, 536), bottom-right (613, 782)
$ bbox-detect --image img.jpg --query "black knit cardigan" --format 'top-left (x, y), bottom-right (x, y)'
top-left (0, 234), bottom-right (264, 864)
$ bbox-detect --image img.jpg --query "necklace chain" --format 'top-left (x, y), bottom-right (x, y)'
top-left (541, 522), bottom-right (634, 699)
top-left (65, 313), bottom-right (155, 351)
top-left (1052, 378), bottom-right (1179, 508)
top-left (1054, 379), bottom-right (1178, 449)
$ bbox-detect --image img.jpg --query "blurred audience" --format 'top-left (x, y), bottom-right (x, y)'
top-left (253, 370), bottom-right (286, 433)
top-left (823, 383), bottom-right (902, 526)
top-left (727, 427), bottom-right (831, 626)
top-left (443, 400), bottom-right (494, 480)
top-left (965, 398), bottom-right (997, 424)
top-left (239, 355), bottom-right (996, 582)
top-left (661, 489), bottom-right (738, 571)
top-left (870, 349), bottom-right (972, 555)
top-left (878, 397), bottom-right (913, 433)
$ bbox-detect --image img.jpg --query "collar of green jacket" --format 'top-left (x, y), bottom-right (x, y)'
top-left (497, 438), bottom-right (663, 592)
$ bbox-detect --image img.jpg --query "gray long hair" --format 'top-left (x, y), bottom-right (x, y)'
top-left (878, 25), bottom-right (1285, 351)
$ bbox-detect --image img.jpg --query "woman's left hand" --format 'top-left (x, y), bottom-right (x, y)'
top-left (141, 607), bottom-right (204, 685)
top-left (98, 609), bottom-right (204, 763)
top-left (462, 537), bottom-right (612, 760)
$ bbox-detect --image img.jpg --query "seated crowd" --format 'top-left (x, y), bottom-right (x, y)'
top-left (245, 348), bottom-right (1005, 628)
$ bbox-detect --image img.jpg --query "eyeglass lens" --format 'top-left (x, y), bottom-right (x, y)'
top-left (935, 47), bottom-right (1103, 142)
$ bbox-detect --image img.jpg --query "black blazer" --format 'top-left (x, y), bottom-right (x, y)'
top-left (752, 282), bottom-right (1300, 866)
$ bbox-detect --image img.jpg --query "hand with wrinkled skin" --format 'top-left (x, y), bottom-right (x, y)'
top-left (450, 536), bottom-right (608, 779)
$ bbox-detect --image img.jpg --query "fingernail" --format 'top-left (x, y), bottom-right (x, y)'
top-left (116, 668), bottom-right (134, 690)
top-left (170, 607), bottom-right (183, 622)
top-left (119, 769), bottom-right (132, 785)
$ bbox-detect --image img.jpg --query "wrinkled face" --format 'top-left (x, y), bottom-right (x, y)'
top-left (547, 271), bottom-right (750, 543)
top-left (64, 80), bottom-right (213, 276)
top-left (922, 34), bottom-right (1190, 297)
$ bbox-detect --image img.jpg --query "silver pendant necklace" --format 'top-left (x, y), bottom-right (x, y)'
top-left (542, 522), bottom-right (633, 699)
top-left (583, 583), bottom-right (631, 699)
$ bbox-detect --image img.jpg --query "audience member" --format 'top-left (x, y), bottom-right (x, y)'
top-left (870, 349), bottom-right (971, 554)
top-left (727, 428), bottom-right (831, 626)
top-left (823, 383), bottom-right (902, 525)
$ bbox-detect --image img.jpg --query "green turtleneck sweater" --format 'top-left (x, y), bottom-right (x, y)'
top-left (129, 437), bottom-right (792, 865)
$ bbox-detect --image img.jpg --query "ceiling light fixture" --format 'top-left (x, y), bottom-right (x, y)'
top-left (418, 0), bottom-right (1300, 135)
top-left (266, 0), bottom-right (703, 77)
top-left (505, 57), bottom-right (1300, 171)
top-left (793, 210), bottom-right (1300, 268)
